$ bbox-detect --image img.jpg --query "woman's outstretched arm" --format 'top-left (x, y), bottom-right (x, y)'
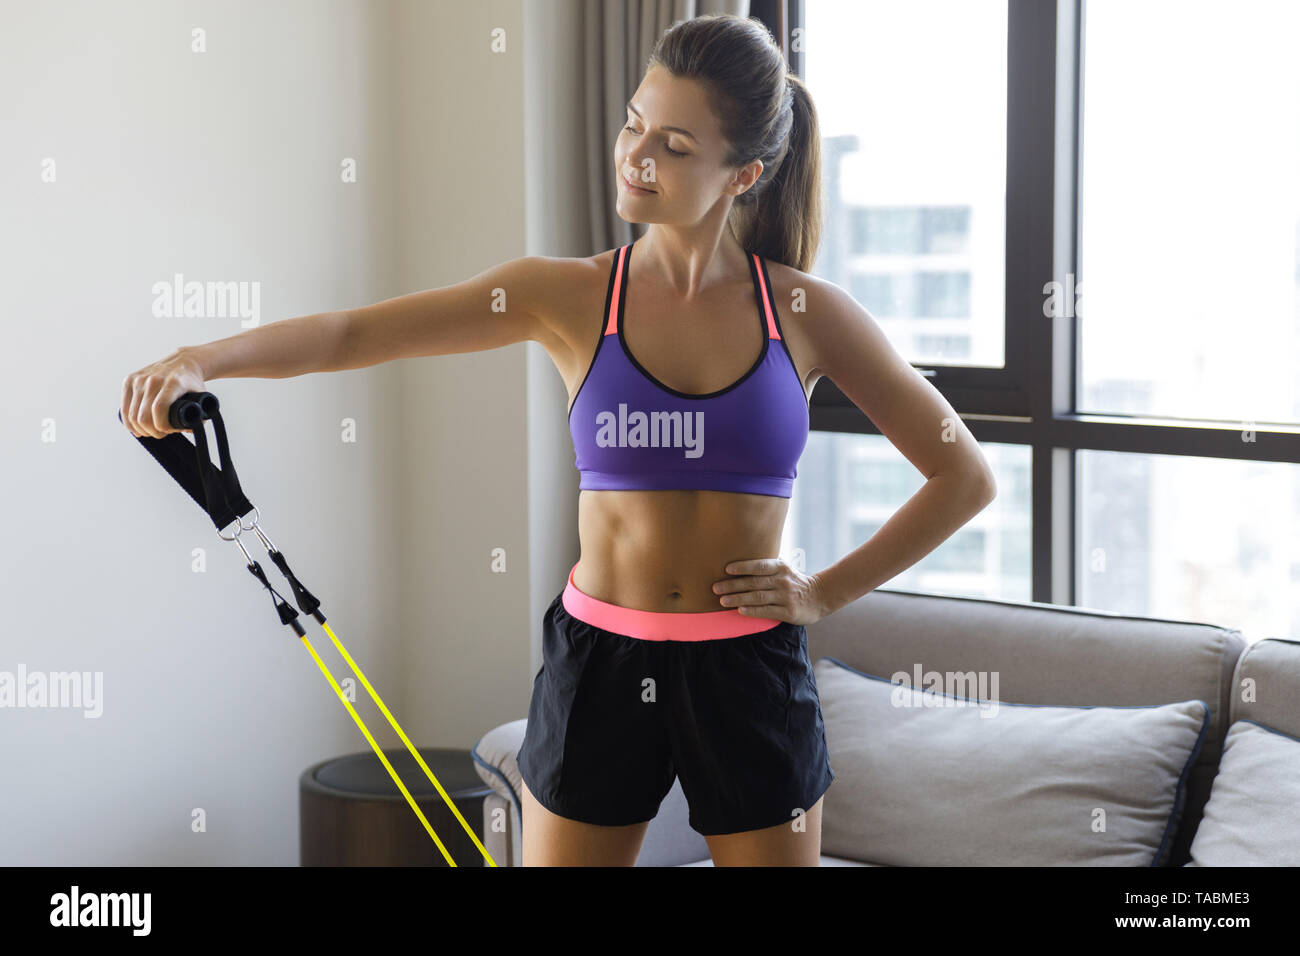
top-left (121, 255), bottom-right (556, 437)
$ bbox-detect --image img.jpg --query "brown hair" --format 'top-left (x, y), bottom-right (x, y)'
top-left (647, 13), bottom-right (823, 272)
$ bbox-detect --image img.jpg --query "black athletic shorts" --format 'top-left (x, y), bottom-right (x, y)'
top-left (516, 588), bottom-right (835, 837)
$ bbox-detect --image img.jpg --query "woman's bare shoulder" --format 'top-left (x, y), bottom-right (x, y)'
top-left (512, 249), bottom-right (617, 326)
top-left (505, 249), bottom-right (621, 372)
top-left (757, 257), bottom-right (837, 389)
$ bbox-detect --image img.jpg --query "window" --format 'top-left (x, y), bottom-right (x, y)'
top-left (851, 206), bottom-right (972, 256)
top-left (804, 0), bottom-right (1006, 371)
top-left (1078, 0), bottom-right (1300, 425)
top-left (1079, 451), bottom-right (1300, 642)
top-left (778, 0), bottom-right (1300, 643)
top-left (852, 270), bottom-right (970, 320)
top-left (783, 434), bottom-right (1032, 602)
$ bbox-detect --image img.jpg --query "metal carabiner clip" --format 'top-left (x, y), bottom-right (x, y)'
top-left (240, 506), bottom-right (279, 555)
top-left (217, 517), bottom-right (255, 565)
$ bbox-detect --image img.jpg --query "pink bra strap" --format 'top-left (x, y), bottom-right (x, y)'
top-left (605, 245), bottom-right (627, 336)
top-left (751, 252), bottom-right (781, 340)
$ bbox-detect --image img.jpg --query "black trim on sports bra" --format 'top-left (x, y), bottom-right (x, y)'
top-left (566, 248), bottom-right (622, 422)
top-left (615, 239), bottom-right (771, 401)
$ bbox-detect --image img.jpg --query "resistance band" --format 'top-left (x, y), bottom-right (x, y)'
top-left (120, 391), bottom-right (497, 867)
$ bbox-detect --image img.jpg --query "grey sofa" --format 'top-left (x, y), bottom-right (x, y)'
top-left (471, 586), bottom-right (1299, 865)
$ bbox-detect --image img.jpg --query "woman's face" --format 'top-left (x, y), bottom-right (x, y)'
top-left (615, 64), bottom-right (761, 225)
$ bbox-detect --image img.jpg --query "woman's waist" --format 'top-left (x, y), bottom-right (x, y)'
top-left (570, 542), bottom-right (781, 613)
top-left (563, 559), bottom-right (786, 640)
top-left (573, 488), bottom-right (788, 612)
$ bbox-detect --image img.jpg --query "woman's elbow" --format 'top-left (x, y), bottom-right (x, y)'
top-left (969, 468), bottom-right (997, 510)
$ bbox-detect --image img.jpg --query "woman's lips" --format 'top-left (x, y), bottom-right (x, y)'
top-left (623, 175), bottom-right (656, 195)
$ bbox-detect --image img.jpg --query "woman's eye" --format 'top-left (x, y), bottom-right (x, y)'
top-left (624, 124), bottom-right (686, 157)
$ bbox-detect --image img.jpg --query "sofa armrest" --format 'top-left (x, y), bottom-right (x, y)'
top-left (471, 719), bottom-right (528, 866)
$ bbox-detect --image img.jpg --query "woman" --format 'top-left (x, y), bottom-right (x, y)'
top-left (120, 14), bottom-right (995, 866)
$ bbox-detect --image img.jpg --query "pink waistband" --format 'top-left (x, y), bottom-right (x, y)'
top-left (561, 563), bottom-right (781, 641)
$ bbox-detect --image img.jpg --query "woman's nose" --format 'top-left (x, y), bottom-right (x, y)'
top-left (624, 154), bottom-right (654, 184)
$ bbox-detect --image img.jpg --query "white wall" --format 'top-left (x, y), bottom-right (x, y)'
top-left (0, 0), bottom-right (562, 865)
top-left (389, 0), bottom-right (535, 749)
top-left (394, 0), bottom-right (589, 758)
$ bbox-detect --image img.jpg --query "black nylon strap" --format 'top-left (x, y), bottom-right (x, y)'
top-left (206, 407), bottom-right (254, 520)
top-left (128, 425), bottom-right (209, 515)
top-left (124, 395), bottom-right (310, 637)
top-left (124, 406), bottom-right (253, 531)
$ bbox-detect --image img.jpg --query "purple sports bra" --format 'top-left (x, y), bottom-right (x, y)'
top-left (567, 240), bottom-right (810, 498)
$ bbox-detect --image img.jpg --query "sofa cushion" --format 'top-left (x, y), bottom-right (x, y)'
top-left (815, 657), bottom-right (1210, 866)
top-left (1186, 720), bottom-right (1300, 866)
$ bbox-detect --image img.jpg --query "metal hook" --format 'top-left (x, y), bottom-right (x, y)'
top-left (251, 521), bottom-right (277, 554)
top-left (216, 519), bottom-right (255, 564)
top-left (231, 534), bottom-right (255, 565)
top-left (239, 506), bottom-right (261, 532)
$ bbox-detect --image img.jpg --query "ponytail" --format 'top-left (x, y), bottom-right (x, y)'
top-left (733, 73), bottom-right (823, 273)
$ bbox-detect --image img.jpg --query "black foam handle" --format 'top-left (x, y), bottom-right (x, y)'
top-left (167, 391), bottom-right (220, 430)
top-left (117, 391), bottom-right (219, 432)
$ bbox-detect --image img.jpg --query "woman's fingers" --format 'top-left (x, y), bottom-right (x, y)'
top-left (120, 351), bottom-right (207, 439)
top-left (719, 588), bottom-right (778, 606)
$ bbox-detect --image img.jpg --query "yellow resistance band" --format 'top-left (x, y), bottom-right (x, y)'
top-left (300, 626), bottom-right (499, 867)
